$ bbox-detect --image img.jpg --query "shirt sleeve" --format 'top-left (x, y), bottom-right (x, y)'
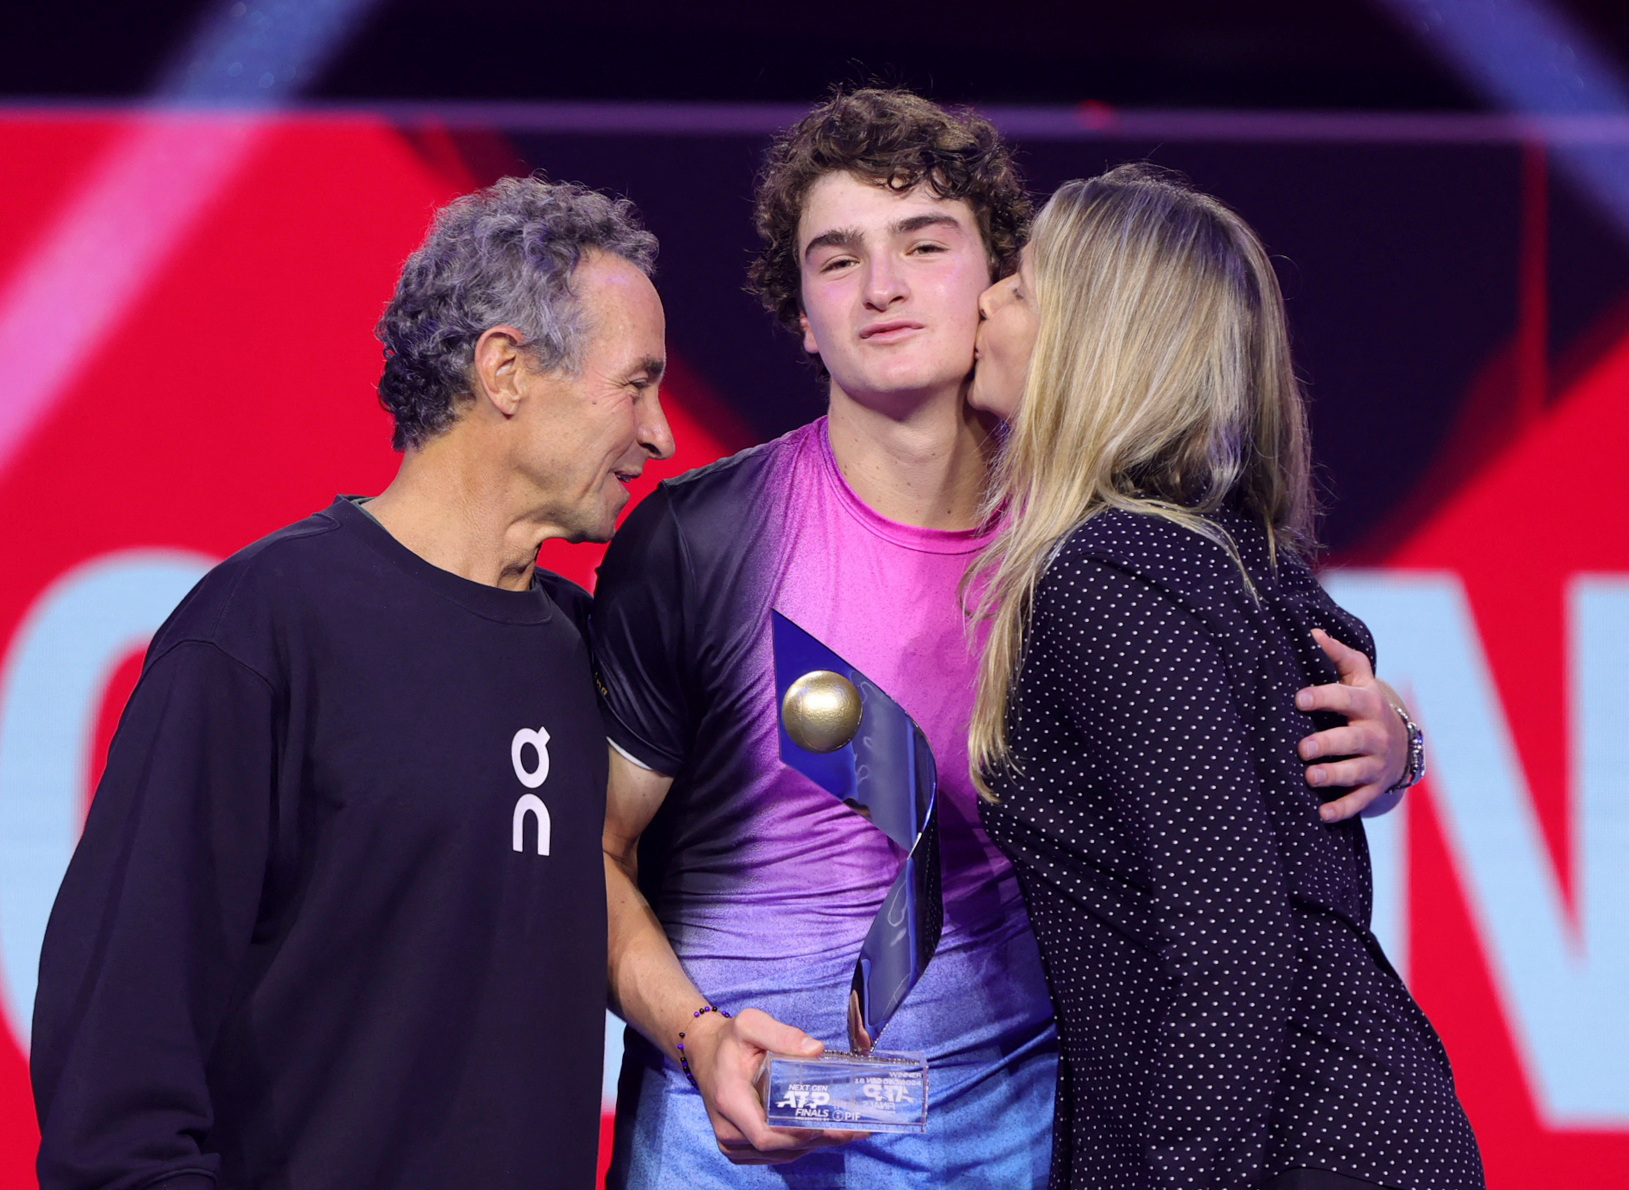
top-left (31, 640), bottom-right (278, 1190)
top-left (590, 485), bottom-right (693, 775)
top-left (1029, 550), bottom-right (1296, 1186)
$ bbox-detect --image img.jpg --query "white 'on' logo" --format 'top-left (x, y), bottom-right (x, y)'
top-left (511, 725), bottom-right (552, 855)
top-left (511, 725), bottom-right (551, 788)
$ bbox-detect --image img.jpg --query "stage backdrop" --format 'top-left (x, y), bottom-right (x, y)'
top-left (0, 104), bottom-right (1624, 1187)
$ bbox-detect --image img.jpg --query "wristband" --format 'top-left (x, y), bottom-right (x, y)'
top-left (1387, 702), bottom-right (1427, 794)
top-left (676, 1003), bottom-right (731, 1089)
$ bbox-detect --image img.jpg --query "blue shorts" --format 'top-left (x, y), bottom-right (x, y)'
top-left (606, 924), bottom-right (1058, 1189)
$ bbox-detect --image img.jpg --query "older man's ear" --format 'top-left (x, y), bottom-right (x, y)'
top-left (472, 325), bottom-right (529, 418)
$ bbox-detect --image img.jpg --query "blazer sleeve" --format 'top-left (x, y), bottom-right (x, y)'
top-left (1030, 549), bottom-right (1297, 1187)
top-left (31, 640), bottom-right (278, 1190)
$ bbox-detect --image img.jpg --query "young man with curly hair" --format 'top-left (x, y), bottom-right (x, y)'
top-left (593, 89), bottom-right (1056, 1187)
top-left (592, 88), bottom-right (1414, 1187)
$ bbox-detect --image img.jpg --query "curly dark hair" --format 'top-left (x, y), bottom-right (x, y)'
top-left (747, 87), bottom-right (1032, 333)
top-left (375, 177), bottom-right (657, 451)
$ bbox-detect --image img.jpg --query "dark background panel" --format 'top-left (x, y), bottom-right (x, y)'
top-left (1014, 138), bottom-right (1529, 550)
top-left (505, 130), bottom-right (830, 441)
top-left (9, 0), bottom-right (1629, 112)
top-left (489, 123), bottom-right (1545, 553)
top-left (1548, 148), bottom-right (1629, 366)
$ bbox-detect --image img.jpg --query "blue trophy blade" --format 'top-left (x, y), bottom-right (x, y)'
top-left (772, 611), bottom-right (943, 1052)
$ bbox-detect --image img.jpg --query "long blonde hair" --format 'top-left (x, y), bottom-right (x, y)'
top-left (967, 164), bottom-right (1317, 797)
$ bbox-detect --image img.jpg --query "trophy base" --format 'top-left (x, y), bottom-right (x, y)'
top-left (757, 1049), bottom-right (928, 1133)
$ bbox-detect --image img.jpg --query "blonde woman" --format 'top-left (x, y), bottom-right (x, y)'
top-left (966, 166), bottom-right (1484, 1190)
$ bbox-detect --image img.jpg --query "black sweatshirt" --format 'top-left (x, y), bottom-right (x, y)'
top-left (32, 498), bottom-right (609, 1189)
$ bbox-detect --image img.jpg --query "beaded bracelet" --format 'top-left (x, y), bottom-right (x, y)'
top-left (676, 1004), bottom-right (731, 1089)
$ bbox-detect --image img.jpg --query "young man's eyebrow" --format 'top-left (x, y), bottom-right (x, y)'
top-left (802, 213), bottom-right (963, 261)
top-left (893, 213), bottom-right (962, 236)
top-left (803, 227), bottom-right (861, 259)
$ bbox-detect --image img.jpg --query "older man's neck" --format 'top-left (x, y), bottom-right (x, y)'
top-left (825, 383), bottom-right (996, 531)
top-left (365, 437), bottom-right (547, 592)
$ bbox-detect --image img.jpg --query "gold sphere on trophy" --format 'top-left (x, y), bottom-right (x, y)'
top-left (781, 670), bottom-right (863, 753)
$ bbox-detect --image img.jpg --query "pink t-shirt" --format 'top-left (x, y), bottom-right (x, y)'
top-left (594, 417), bottom-right (1047, 1039)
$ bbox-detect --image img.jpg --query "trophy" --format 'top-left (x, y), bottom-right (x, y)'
top-left (756, 611), bottom-right (943, 1133)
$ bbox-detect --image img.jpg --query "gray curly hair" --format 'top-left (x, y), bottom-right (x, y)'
top-left (376, 176), bottom-right (658, 451)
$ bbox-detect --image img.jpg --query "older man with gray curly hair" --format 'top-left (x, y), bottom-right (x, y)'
top-left (31, 176), bottom-right (673, 1190)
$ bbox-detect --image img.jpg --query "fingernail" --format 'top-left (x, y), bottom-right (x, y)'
top-left (1300, 741), bottom-right (1318, 759)
top-left (1307, 769), bottom-right (1325, 787)
top-left (1319, 806), bottom-right (1336, 822)
top-left (1296, 692), bottom-right (1313, 710)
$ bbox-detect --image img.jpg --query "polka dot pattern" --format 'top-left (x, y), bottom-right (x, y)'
top-left (981, 507), bottom-right (1485, 1189)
